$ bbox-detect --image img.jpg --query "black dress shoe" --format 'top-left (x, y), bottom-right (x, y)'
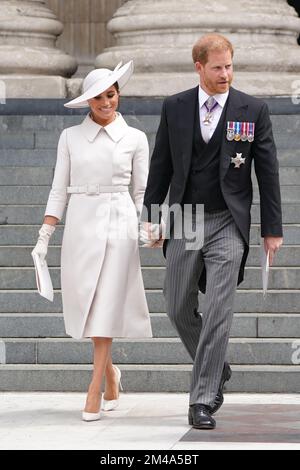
top-left (188, 404), bottom-right (216, 429)
top-left (210, 362), bottom-right (232, 415)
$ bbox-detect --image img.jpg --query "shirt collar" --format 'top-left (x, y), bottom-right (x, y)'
top-left (81, 112), bottom-right (129, 143)
top-left (198, 85), bottom-right (229, 109)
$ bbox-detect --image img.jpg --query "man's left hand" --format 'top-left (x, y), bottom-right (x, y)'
top-left (264, 236), bottom-right (283, 266)
top-left (140, 221), bottom-right (165, 248)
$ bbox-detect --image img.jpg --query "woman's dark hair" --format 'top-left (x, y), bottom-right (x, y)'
top-left (113, 81), bottom-right (120, 93)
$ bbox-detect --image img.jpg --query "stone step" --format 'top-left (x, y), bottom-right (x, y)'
top-left (0, 115), bottom-right (79, 132)
top-left (0, 184), bottom-right (299, 204)
top-left (0, 290), bottom-right (299, 313)
top-left (0, 245), bottom-right (299, 267)
top-left (0, 313), bottom-right (299, 339)
top-left (0, 133), bottom-right (35, 150)
top-left (271, 114), bottom-right (300, 132)
top-left (1, 166), bottom-right (299, 186)
top-left (3, 114), bottom-right (162, 128)
top-left (0, 120), bottom-right (159, 149)
top-left (1, 203), bottom-right (300, 225)
top-left (1, 266), bottom-right (299, 290)
top-left (0, 224), bottom-right (297, 246)
top-left (0, 364), bottom-right (298, 392)
top-left (143, 267), bottom-right (299, 290)
top-left (0, 148), bottom-right (299, 166)
top-left (0, 167), bottom-right (53, 185)
top-left (0, 112), bottom-right (295, 131)
top-left (0, 149), bottom-right (56, 167)
top-left (251, 186), bottom-right (300, 203)
top-left (1, 129), bottom-right (299, 151)
top-left (0, 123), bottom-right (300, 150)
top-left (0, 337), bottom-right (299, 365)
top-left (273, 133), bottom-right (300, 150)
top-left (254, 168), bottom-right (299, 185)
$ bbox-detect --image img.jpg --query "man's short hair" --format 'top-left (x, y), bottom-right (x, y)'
top-left (192, 34), bottom-right (234, 65)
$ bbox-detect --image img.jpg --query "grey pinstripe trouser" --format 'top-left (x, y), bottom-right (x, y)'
top-left (164, 208), bottom-right (245, 406)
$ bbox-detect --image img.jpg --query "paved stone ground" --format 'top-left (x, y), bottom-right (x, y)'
top-left (183, 404), bottom-right (300, 444)
top-left (0, 393), bottom-right (300, 450)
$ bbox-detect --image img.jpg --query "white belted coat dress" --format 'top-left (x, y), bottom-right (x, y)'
top-left (44, 112), bottom-right (153, 340)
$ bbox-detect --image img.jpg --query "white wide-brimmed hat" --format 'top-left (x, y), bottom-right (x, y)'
top-left (64, 60), bottom-right (134, 109)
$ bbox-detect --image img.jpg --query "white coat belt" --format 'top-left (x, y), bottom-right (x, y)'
top-left (67, 184), bottom-right (129, 195)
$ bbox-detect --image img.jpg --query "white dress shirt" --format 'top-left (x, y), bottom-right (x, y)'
top-left (198, 86), bottom-right (229, 144)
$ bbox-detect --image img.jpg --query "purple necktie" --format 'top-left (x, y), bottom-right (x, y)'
top-left (203, 96), bottom-right (218, 125)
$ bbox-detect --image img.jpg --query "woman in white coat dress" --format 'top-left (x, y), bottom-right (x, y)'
top-left (32, 61), bottom-right (152, 422)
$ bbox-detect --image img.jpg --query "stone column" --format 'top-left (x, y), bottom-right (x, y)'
top-left (95, 0), bottom-right (300, 96)
top-left (46, 0), bottom-right (126, 77)
top-left (0, 0), bottom-right (77, 98)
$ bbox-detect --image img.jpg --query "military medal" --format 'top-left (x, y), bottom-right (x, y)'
top-left (203, 98), bottom-right (218, 126)
top-left (234, 121), bottom-right (241, 141)
top-left (241, 122), bottom-right (248, 141)
top-left (203, 113), bottom-right (213, 125)
top-left (227, 121), bottom-right (235, 141)
top-left (231, 152), bottom-right (246, 168)
top-left (247, 122), bottom-right (255, 142)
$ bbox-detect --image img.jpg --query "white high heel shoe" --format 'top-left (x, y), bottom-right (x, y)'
top-left (82, 393), bottom-right (102, 422)
top-left (102, 365), bottom-right (123, 412)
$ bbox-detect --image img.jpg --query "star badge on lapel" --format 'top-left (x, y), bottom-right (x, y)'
top-left (231, 152), bottom-right (246, 168)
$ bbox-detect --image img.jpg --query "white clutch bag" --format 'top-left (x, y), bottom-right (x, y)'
top-left (260, 239), bottom-right (270, 297)
top-left (31, 252), bottom-right (54, 302)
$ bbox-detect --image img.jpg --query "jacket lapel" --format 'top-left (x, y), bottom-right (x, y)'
top-left (220, 87), bottom-right (248, 179)
top-left (177, 86), bottom-right (198, 180)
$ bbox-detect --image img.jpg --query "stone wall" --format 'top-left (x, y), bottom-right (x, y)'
top-left (46, 0), bottom-right (126, 76)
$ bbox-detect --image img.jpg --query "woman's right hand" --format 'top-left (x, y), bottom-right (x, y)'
top-left (31, 224), bottom-right (56, 265)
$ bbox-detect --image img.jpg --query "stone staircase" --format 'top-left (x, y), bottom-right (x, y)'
top-left (0, 106), bottom-right (299, 392)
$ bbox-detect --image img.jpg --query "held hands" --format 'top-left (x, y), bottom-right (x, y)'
top-left (139, 221), bottom-right (166, 248)
top-left (31, 224), bottom-right (56, 265)
top-left (264, 236), bottom-right (283, 266)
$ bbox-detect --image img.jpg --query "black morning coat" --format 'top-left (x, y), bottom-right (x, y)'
top-left (141, 86), bottom-right (283, 293)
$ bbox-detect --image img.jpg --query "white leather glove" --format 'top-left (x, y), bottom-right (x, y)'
top-left (31, 224), bottom-right (56, 265)
top-left (140, 224), bottom-right (160, 245)
top-left (139, 220), bottom-right (166, 247)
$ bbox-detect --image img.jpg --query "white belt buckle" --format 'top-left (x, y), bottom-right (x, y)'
top-left (86, 183), bottom-right (99, 195)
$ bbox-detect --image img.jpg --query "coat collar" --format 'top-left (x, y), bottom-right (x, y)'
top-left (81, 112), bottom-right (129, 143)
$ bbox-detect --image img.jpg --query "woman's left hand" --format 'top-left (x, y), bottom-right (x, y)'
top-left (139, 222), bottom-right (165, 248)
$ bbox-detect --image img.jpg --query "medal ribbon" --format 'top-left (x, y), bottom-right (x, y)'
top-left (204, 101), bottom-right (219, 113)
top-left (249, 122), bottom-right (255, 136)
top-left (235, 122), bottom-right (241, 135)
